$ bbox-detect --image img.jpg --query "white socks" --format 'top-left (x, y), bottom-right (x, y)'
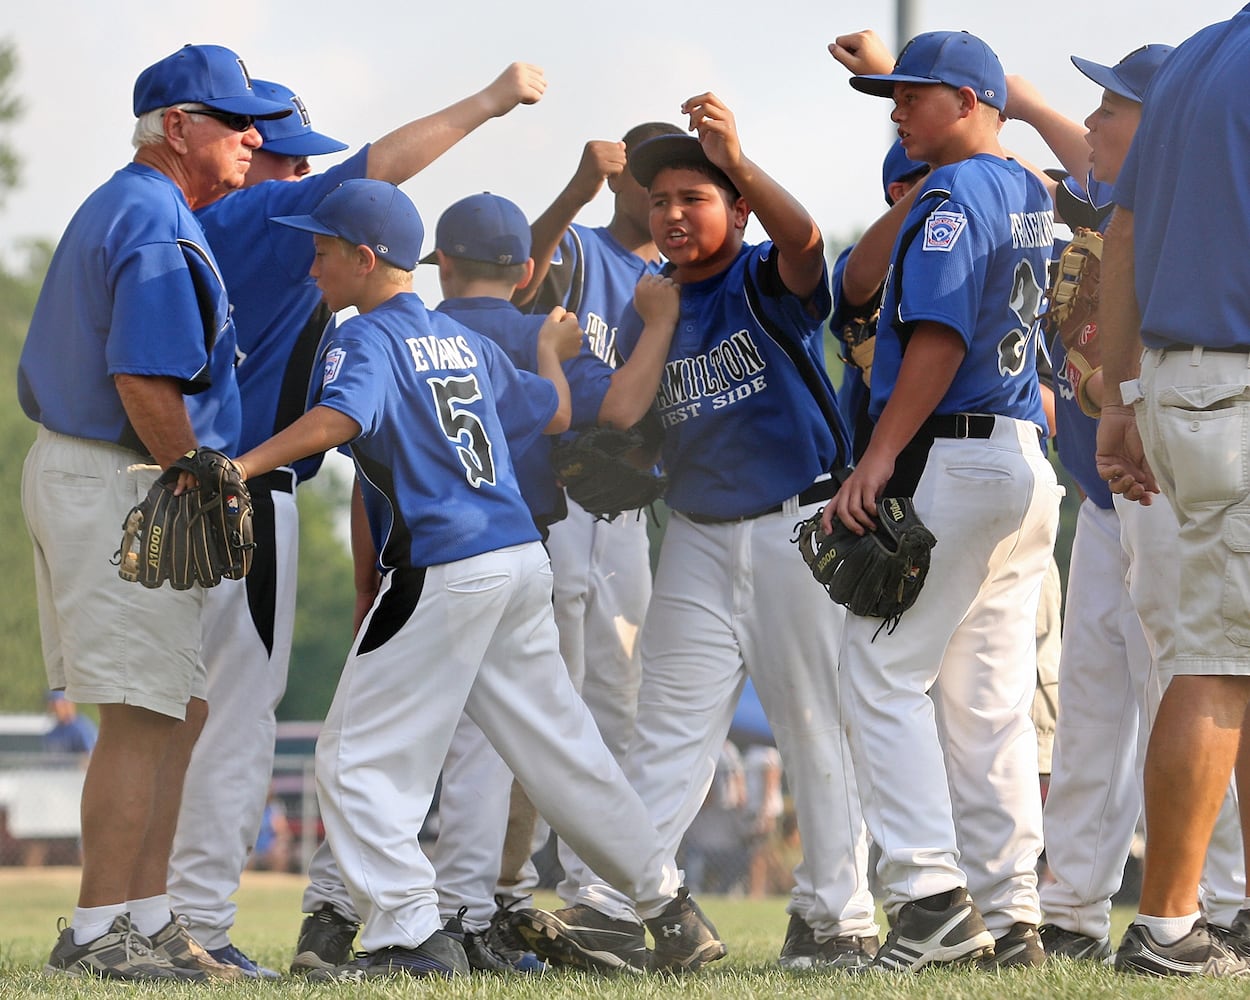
top-left (71, 903), bottom-right (126, 946)
top-left (126, 894), bottom-right (172, 938)
top-left (1135, 911), bottom-right (1200, 945)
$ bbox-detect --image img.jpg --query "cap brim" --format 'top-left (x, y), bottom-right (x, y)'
top-left (270, 213), bottom-right (341, 238)
top-left (850, 74), bottom-right (939, 98)
top-left (418, 250), bottom-right (439, 265)
top-left (204, 95), bottom-right (294, 119)
top-left (628, 134), bottom-right (707, 188)
top-left (627, 133), bottom-right (743, 196)
top-left (260, 132), bottom-right (351, 157)
top-left (1070, 56), bottom-right (1135, 102)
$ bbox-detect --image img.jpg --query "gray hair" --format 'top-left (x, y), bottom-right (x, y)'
top-left (132, 102), bottom-right (206, 150)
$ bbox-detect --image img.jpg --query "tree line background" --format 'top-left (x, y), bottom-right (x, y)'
top-left (0, 38), bottom-right (1078, 723)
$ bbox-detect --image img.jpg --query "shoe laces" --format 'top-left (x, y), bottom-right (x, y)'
top-left (122, 927), bottom-right (162, 964)
top-left (443, 906), bottom-right (469, 940)
top-left (487, 897), bottom-right (530, 956)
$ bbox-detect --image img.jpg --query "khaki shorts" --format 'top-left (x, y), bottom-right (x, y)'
top-left (1138, 345), bottom-right (1250, 676)
top-left (21, 428), bottom-right (206, 718)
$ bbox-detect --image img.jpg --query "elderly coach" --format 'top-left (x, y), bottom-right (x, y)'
top-left (17, 43), bottom-right (289, 982)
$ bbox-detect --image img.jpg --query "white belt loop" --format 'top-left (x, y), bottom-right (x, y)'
top-left (1191, 345), bottom-right (1203, 366)
top-left (782, 493), bottom-right (801, 518)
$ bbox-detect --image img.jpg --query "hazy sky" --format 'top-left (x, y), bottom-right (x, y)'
top-left (0, 0), bottom-right (1235, 300)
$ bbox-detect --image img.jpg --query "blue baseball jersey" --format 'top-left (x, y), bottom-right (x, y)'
top-left (18, 163), bottom-right (240, 452)
top-left (1047, 179), bottom-right (1114, 509)
top-left (1054, 171), bottom-right (1114, 233)
top-left (872, 154), bottom-right (1051, 430)
top-left (618, 243), bottom-right (848, 519)
top-left (529, 223), bottom-right (659, 367)
top-left (830, 244), bottom-right (877, 461)
top-left (435, 296), bottom-right (571, 528)
top-left (197, 147), bottom-right (370, 480)
top-left (312, 292), bottom-right (554, 570)
top-left (1114, 6), bottom-right (1250, 349)
top-left (528, 222), bottom-right (656, 437)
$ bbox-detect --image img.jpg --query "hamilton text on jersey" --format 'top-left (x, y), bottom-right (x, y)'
top-left (655, 328), bottom-right (768, 427)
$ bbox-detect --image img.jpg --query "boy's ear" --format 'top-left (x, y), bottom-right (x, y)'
top-left (434, 249), bottom-right (456, 284)
top-left (514, 257), bottom-right (537, 290)
top-left (731, 194), bottom-right (750, 232)
top-left (955, 85), bottom-right (979, 118)
top-left (354, 243), bottom-right (378, 273)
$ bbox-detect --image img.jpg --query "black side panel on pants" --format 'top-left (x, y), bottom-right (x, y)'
top-left (358, 566), bottom-right (427, 655)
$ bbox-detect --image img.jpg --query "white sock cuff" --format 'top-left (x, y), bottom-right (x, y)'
top-left (1135, 911), bottom-right (1201, 945)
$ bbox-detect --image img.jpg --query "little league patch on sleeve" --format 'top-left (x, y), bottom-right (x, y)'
top-left (923, 211), bottom-right (968, 252)
top-left (322, 347), bottom-right (346, 385)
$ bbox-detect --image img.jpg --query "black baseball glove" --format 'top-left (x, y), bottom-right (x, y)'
top-left (550, 424), bottom-right (668, 522)
top-left (793, 497), bottom-right (936, 632)
top-left (115, 447), bottom-right (254, 590)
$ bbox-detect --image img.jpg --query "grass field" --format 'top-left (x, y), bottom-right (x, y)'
top-left (0, 868), bottom-right (1241, 998)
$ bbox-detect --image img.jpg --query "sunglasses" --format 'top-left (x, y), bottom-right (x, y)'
top-left (184, 108), bottom-right (256, 133)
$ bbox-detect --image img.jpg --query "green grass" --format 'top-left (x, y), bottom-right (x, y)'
top-left (0, 869), bottom-right (1241, 998)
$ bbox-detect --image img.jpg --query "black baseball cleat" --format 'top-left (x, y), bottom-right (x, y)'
top-left (443, 904), bottom-right (536, 974)
top-left (978, 922), bottom-right (1045, 968)
top-left (1038, 922), bottom-right (1111, 961)
top-left (1114, 919), bottom-right (1250, 977)
top-left (308, 929), bottom-right (469, 981)
top-left (870, 887), bottom-right (995, 972)
top-left (777, 912), bottom-right (878, 970)
top-left (511, 903), bottom-right (648, 974)
top-left (482, 896), bottom-right (545, 973)
top-left (1210, 908), bottom-right (1250, 959)
top-left (290, 904), bottom-right (359, 975)
top-left (643, 887), bottom-right (727, 973)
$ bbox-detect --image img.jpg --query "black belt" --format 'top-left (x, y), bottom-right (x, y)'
top-left (249, 468), bottom-right (296, 494)
top-left (681, 476), bottom-right (838, 525)
top-left (924, 413), bottom-right (996, 439)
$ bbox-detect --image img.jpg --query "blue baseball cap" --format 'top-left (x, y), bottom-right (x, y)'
top-left (272, 179), bottom-right (424, 271)
top-left (881, 139), bottom-right (929, 204)
top-left (251, 81), bottom-right (348, 156)
top-left (133, 44), bottom-right (292, 119)
top-left (851, 30), bottom-right (1007, 112)
top-left (420, 192), bottom-right (531, 266)
top-left (1070, 44), bottom-right (1175, 103)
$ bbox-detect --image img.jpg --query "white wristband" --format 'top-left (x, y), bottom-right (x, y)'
top-left (1119, 378), bottom-right (1145, 406)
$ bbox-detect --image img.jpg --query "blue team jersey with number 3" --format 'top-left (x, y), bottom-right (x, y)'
top-left (871, 154), bottom-right (1052, 430)
top-left (312, 292), bottom-right (555, 570)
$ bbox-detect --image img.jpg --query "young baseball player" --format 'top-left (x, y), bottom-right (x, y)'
top-left (289, 192), bottom-right (681, 980)
top-left (825, 30), bottom-right (1062, 970)
top-left (513, 92), bottom-right (878, 973)
top-left (1096, 8), bottom-right (1250, 976)
top-left (231, 178), bottom-right (722, 980)
top-left (496, 124), bottom-right (684, 920)
top-left (305, 189), bottom-right (680, 973)
top-left (1005, 44), bottom-right (1243, 964)
top-left (169, 64), bottom-right (548, 979)
top-left (832, 138), bottom-right (929, 462)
